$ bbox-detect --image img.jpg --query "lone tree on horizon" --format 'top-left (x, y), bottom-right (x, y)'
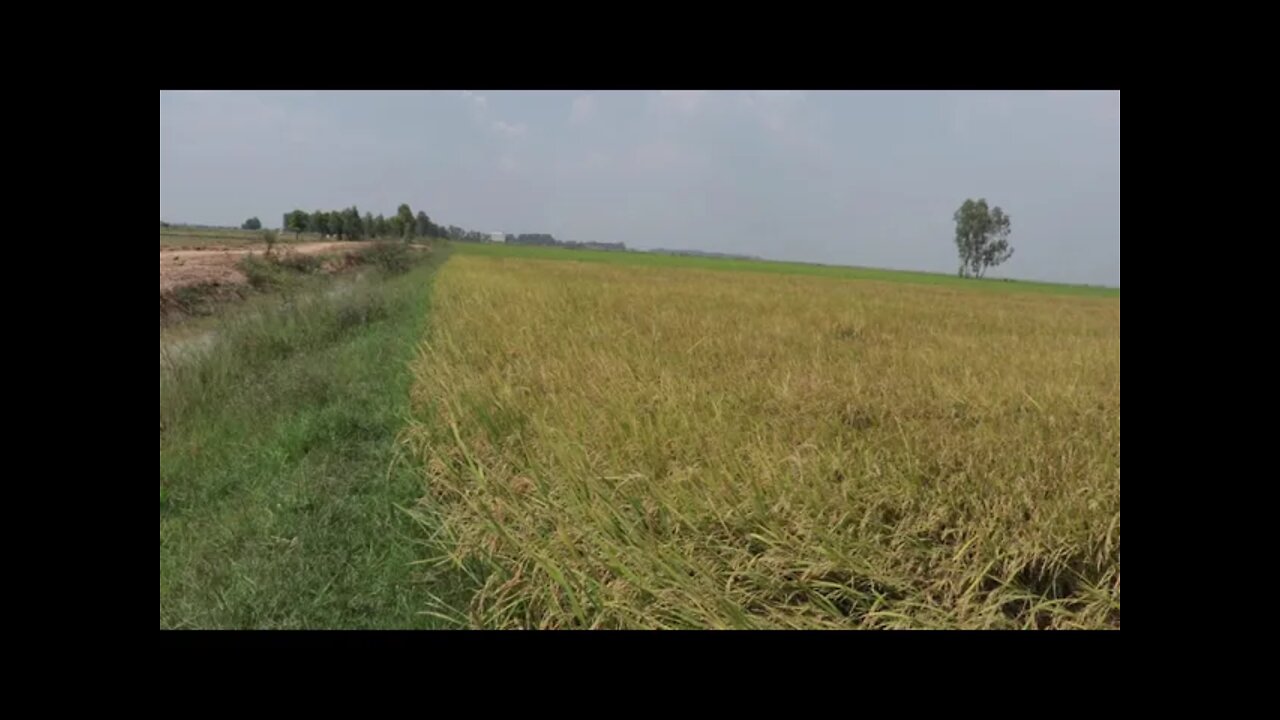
top-left (953, 198), bottom-right (1014, 278)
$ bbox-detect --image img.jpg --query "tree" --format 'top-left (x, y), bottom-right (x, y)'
top-left (375, 214), bottom-right (390, 238)
top-left (331, 211), bottom-right (347, 241)
top-left (242, 217), bottom-right (262, 230)
top-left (397, 204), bottom-right (416, 241)
top-left (286, 210), bottom-right (309, 241)
top-left (344, 206), bottom-right (363, 241)
top-left (416, 211), bottom-right (432, 238)
top-left (364, 212), bottom-right (376, 238)
top-left (953, 199), bottom-right (1014, 278)
top-left (262, 229), bottom-right (278, 255)
top-left (307, 210), bottom-right (325, 236)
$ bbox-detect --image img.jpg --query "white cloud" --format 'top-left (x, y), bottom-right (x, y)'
top-left (492, 120), bottom-right (527, 138)
top-left (570, 94), bottom-right (596, 125)
top-left (462, 90), bottom-right (529, 140)
top-left (461, 90), bottom-right (488, 110)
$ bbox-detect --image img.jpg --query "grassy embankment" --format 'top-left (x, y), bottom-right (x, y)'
top-left (160, 242), bottom-right (468, 628)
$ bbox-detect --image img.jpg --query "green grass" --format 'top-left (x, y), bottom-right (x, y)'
top-left (159, 247), bottom-right (469, 628)
top-left (453, 242), bottom-right (1120, 298)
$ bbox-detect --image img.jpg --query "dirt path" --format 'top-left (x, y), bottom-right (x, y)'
top-left (159, 242), bottom-right (355, 292)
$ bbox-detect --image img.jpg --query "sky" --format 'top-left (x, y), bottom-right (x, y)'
top-left (160, 90), bottom-right (1120, 286)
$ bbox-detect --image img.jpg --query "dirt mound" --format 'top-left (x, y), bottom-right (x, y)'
top-left (159, 241), bottom-right (433, 325)
top-left (159, 242), bottom-right (356, 293)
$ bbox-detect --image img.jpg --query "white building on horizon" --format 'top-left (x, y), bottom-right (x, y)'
top-left (489, 232), bottom-right (506, 243)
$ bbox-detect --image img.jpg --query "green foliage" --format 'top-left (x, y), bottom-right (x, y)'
top-left (309, 210), bottom-right (329, 237)
top-left (262, 229), bottom-right (278, 254)
top-left (274, 250), bottom-right (323, 273)
top-left (238, 254), bottom-right (289, 291)
top-left (355, 241), bottom-right (414, 274)
top-left (953, 199), bottom-right (1014, 279)
top-left (397, 203), bottom-right (415, 241)
top-left (242, 217), bottom-right (262, 230)
top-left (286, 210), bottom-right (310, 240)
top-left (274, 202), bottom-right (471, 243)
top-left (331, 211), bottom-right (347, 240)
top-left (271, 201), bottom-right (517, 248)
top-left (239, 248), bottom-right (328, 289)
top-left (162, 282), bottom-right (247, 321)
top-left (343, 206), bottom-right (363, 241)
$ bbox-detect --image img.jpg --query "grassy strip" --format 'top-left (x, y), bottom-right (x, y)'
top-left (160, 245), bottom-right (466, 628)
top-left (454, 242), bottom-right (1120, 298)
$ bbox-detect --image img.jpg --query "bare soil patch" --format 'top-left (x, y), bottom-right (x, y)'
top-left (159, 242), bottom-right (353, 292)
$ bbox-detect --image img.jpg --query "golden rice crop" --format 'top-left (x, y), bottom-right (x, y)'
top-left (406, 254), bottom-right (1120, 629)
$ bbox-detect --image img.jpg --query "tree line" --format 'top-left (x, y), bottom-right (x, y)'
top-left (503, 234), bottom-right (626, 251)
top-left (444, 226), bottom-right (500, 244)
top-left (280, 203), bottom-right (446, 242)
top-left (213, 197), bottom-right (1015, 279)
top-left (272, 207), bottom-right (627, 252)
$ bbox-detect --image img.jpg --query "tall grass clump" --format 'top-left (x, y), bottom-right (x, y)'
top-left (355, 241), bottom-right (416, 275)
top-left (237, 253), bottom-right (293, 291)
top-left (162, 246), bottom-right (432, 434)
top-left (406, 256), bottom-right (1120, 629)
top-left (273, 250), bottom-right (324, 274)
top-left (162, 283), bottom-right (389, 431)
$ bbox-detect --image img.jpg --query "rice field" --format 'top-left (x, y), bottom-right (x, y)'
top-left (405, 251), bottom-right (1121, 629)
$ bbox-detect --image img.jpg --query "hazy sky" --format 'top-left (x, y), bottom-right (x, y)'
top-left (160, 90), bottom-right (1119, 286)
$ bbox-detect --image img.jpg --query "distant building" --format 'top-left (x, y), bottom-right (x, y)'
top-left (489, 232), bottom-right (506, 243)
